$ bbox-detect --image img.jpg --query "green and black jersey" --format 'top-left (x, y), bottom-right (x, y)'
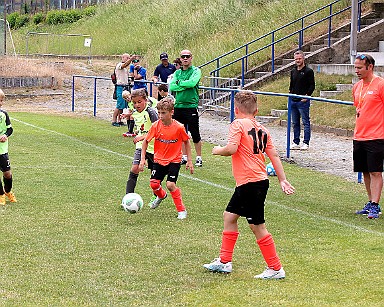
top-left (0, 110), bottom-right (12, 155)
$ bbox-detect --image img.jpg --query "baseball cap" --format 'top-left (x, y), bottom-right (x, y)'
top-left (160, 52), bottom-right (168, 60)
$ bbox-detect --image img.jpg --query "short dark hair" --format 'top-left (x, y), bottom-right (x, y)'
top-left (356, 54), bottom-right (375, 68)
top-left (158, 84), bottom-right (168, 92)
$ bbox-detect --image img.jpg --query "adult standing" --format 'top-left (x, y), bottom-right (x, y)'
top-left (130, 56), bottom-right (147, 90)
top-left (289, 50), bottom-right (315, 150)
top-left (112, 53), bottom-right (132, 126)
top-left (169, 50), bottom-right (203, 167)
top-left (152, 52), bottom-right (176, 101)
top-left (353, 54), bottom-right (384, 219)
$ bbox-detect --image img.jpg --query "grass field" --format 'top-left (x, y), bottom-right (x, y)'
top-left (0, 111), bottom-right (383, 306)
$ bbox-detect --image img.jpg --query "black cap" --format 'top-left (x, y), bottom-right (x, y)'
top-left (160, 52), bottom-right (168, 60)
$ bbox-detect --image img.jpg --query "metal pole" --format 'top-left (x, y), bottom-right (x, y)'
top-left (93, 77), bottom-right (97, 117)
top-left (3, 0), bottom-right (6, 55)
top-left (286, 97), bottom-right (292, 158)
top-left (72, 75), bottom-right (75, 112)
top-left (350, 0), bottom-right (358, 63)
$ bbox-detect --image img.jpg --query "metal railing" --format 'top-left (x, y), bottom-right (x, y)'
top-left (198, 0), bottom-right (367, 87)
top-left (71, 74), bottom-right (361, 182)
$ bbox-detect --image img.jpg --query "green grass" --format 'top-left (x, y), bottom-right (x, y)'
top-left (0, 111), bottom-right (383, 306)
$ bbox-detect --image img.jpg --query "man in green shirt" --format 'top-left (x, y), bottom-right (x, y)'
top-left (169, 50), bottom-right (203, 167)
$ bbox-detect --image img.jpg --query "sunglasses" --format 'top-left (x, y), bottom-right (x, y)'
top-left (132, 59), bottom-right (140, 63)
top-left (356, 54), bottom-right (372, 65)
top-left (180, 54), bottom-right (192, 59)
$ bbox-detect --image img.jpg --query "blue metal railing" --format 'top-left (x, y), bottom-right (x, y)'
top-left (71, 74), bottom-right (362, 182)
top-left (199, 0), bottom-right (367, 87)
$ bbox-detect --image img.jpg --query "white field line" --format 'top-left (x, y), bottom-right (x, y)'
top-left (13, 118), bottom-right (384, 237)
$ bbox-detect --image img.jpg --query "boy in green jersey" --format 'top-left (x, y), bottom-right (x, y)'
top-left (0, 89), bottom-right (17, 206)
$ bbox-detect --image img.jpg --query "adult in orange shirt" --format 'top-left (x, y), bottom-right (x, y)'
top-left (353, 54), bottom-right (384, 219)
top-left (203, 91), bottom-right (295, 279)
top-left (139, 97), bottom-right (194, 220)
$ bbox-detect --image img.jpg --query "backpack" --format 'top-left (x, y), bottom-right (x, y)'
top-left (111, 69), bottom-right (117, 85)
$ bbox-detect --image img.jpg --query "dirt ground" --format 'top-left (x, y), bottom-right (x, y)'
top-left (2, 58), bottom-right (359, 183)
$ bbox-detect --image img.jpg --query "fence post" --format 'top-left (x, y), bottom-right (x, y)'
top-left (241, 58), bottom-right (245, 88)
top-left (328, 4), bottom-right (333, 47)
top-left (230, 90), bottom-right (235, 122)
top-left (286, 96), bottom-right (292, 158)
top-left (72, 75), bottom-right (75, 112)
top-left (93, 77), bottom-right (97, 117)
top-left (271, 31), bottom-right (275, 73)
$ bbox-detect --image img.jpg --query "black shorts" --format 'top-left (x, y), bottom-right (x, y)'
top-left (132, 149), bottom-right (154, 170)
top-left (353, 139), bottom-right (384, 172)
top-left (226, 180), bottom-right (269, 225)
top-left (173, 107), bottom-right (201, 143)
top-left (0, 153), bottom-right (11, 172)
top-left (150, 162), bottom-right (181, 183)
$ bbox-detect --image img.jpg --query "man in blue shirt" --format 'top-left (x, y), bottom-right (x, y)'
top-left (152, 53), bottom-right (176, 100)
top-left (129, 56), bottom-right (147, 90)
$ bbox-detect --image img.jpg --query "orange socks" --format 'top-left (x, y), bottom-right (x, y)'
top-left (219, 231), bottom-right (239, 263)
top-left (149, 179), bottom-right (167, 199)
top-left (170, 188), bottom-right (185, 212)
top-left (257, 233), bottom-right (282, 271)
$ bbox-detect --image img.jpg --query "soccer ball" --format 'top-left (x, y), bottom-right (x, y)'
top-left (121, 193), bottom-right (144, 214)
top-left (266, 162), bottom-right (276, 176)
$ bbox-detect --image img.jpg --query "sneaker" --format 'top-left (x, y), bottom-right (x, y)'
top-left (367, 203), bottom-right (380, 219)
top-left (203, 258), bottom-right (232, 273)
top-left (177, 210), bottom-right (187, 220)
top-left (355, 201), bottom-right (372, 215)
top-left (122, 132), bottom-right (136, 137)
top-left (254, 267), bottom-right (285, 280)
top-left (291, 143), bottom-right (300, 150)
top-left (300, 143), bottom-right (309, 150)
top-left (0, 194), bottom-right (5, 206)
top-left (112, 122), bottom-right (120, 127)
top-left (195, 157), bottom-right (203, 167)
top-left (149, 193), bottom-right (167, 209)
top-left (5, 191), bottom-right (17, 203)
top-left (180, 156), bottom-right (187, 165)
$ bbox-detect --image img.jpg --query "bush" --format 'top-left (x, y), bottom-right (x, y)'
top-left (8, 13), bottom-right (30, 29)
top-left (63, 9), bottom-right (82, 23)
top-left (46, 10), bottom-right (66, 25)
top-left (33, 12), bottom-right (45, 25)
top-left (6, 12), bottom-right (19, 29)
top-left (15, 14), bottom-right (30, 29)
top-left (83, 6), bottom-right (97, 17)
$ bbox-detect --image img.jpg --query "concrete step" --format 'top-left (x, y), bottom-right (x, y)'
top-left (323, 37), bottom-right (340, 46)
top-left (320, 90), bottom-right (343, 98)
top-left (335, 31), bottom-right (350, 38)
top-left (310, 44), bottom-right (327, 52)
top-left (271, 109), bottom-right (288, 117)
top-left (379, 41), bottom-right (384, 52)
top-left (255, 115), bottom-right (280, 123)
top-left (360, 18), bottom-right (382, 25)
top-left (336, 83), bottom-right (353, 91)
top-left (281, 58), bottom-right (294, 66)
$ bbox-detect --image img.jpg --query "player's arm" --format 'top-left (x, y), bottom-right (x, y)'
top-left (176, 68), bottom-right (201, 88)
top-left (212, 143), bottom-right (238, 156)
top-left (169, 71), bottom-right (183, 92)
top-left (184, 139), bottom-right (194, 174)
top-left (265, 147), bottom-right (295, 195)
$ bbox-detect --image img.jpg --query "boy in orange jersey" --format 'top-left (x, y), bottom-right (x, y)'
top-left (139, 97), bottom-right (194, 219)
top-left (203, 90), bottom-right (295, 279)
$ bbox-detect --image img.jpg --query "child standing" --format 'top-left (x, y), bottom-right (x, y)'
top-left (203, 91), bottom-right (295, 279)
top-left (121, 90), bottom-right (136, 137)
top-left (0, 89), bottom-right (17, 206)
top-left (124, 89), bottom-right (158, 202)
top-left (139, 97), bottom-right (194, 219)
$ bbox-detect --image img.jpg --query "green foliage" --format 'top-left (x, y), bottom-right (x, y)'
top-left (7, 12), bottom-right (30, 29)
top-left (6, 12), bottom-right (19, 29)
top-left (32, 12), bottom-right (45, 25)
top-left (82, 5), bottom-right (97, 17)
top-left (1, 111), bottom-right (382, 306)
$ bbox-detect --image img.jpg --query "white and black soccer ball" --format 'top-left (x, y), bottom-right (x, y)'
top-left (121, 193), bottom-right (144, 214)
top-left (266, 162), bottom-right (276, 176)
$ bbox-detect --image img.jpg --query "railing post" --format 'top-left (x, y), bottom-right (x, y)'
top-left (286, 96), bottom-right (292, 158)
top-left (358, 172), bottom-right (363, 184)
top-left (72, 75), bottom-right (75, 112)
top-left (93, 77), bottom-right (97, 117)
top-left (271, 31), bottom-right (275, 73)
top-left (245, 44), bottom-right (249, 72)
top-left (357, 0), bottom-right (362, 31)
top-left (241, 58), bottom-right (245, 88)
top-left (328, 4), bottom-right (333, 47)
top-left (300, 18), bottom-right (304, 49)
top-left (149, 82), bottom-right (153, 97)
top-left (216, 58), bottom-right (220, 82)
top-left (230, 90), bottom-right (235, 122)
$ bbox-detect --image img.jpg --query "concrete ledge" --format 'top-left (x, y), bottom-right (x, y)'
top-left (0, 76), bottom-right (57, 88)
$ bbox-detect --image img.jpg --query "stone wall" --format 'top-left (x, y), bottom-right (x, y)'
top-left (0, 76), bottom-right (57, 88)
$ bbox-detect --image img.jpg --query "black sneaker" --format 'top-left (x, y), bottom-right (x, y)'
top-left (180, 157), bottom-right (187, 165)
top-left (195, 157), bottom-right (203, 167)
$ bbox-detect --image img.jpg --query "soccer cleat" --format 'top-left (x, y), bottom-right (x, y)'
top-left (149, 193), bottom-right (167, 209)
top-left (203, 258), bottom-right (232, 273)
top-left (195, 157), bottom-right (203, 167)
top-left (177, 210), bottom-right (187, 220)
top-left (122, 132), bottom-right (136, 137)
top-left (300, 143), bottom-right (309, 150)
top-left (147, 195), bottom-right (157, 207)
top-left (254, 267), bottom-right (286, 280)
top-left (180, 156), bottom-right (187, 165)
top-left (290, 143), bottom-right (300, 150)
top-left (5, 191), bottom-right (17, 203)
top-left (112, 122), bottom-right (120, 127)
top-left (0, 194), bottom-right (5, 206)
top-left (355, 201), bottom-right (372, 215)
top-left (367, 203), bottom-right (380, 219)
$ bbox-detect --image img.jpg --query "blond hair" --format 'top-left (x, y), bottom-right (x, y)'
top-left (131, 88), bottom-right (147, 99)
top-left (157, 97), bottom-right (174, 111)
top-left (234, 90), bottom-right (258, 115)
top-left (122, 90), bottom-right (131, 100)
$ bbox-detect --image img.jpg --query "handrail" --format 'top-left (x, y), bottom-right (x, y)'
top-left (199, 0), bottom-right (367, 84)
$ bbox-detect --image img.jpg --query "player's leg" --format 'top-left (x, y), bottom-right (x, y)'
top-left (0, 154), bottom-right (16, 204)
top-left (148, 163), bottom-right (168, 209)
top-left (126, 149), bottom-right (141, 194)
top-left (165, 163), bottom-right (186, 219)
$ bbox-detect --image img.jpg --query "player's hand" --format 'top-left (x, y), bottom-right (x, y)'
top-left (186, 161), bottom-right (194, 174)
top-left (280, 180), bottom-right (295, 195)
top-left (138, 162), bottom-right (145, 172)
top-left (212, 146), bottom-right (222, 155)
top-left (0, 135), bottom-right (7, 142)
top-left (133, 136), bottom-right (143, 144)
